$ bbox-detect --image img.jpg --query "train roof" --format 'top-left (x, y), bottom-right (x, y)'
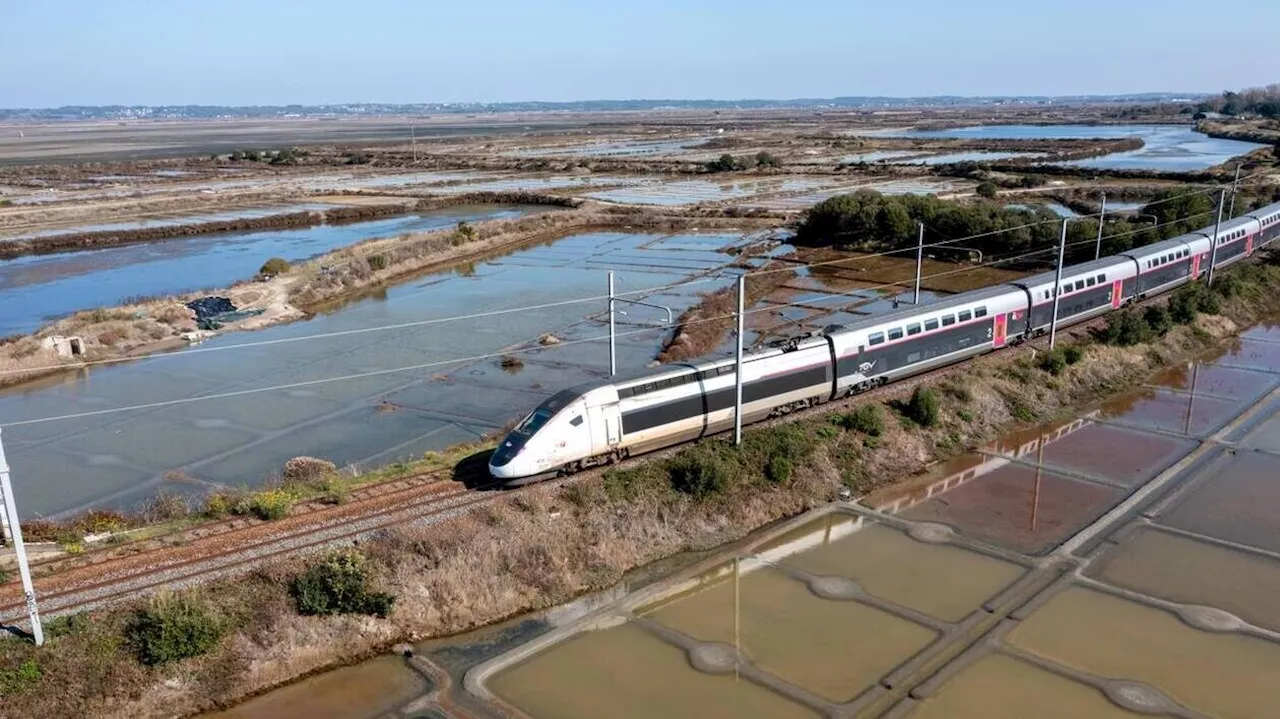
top-left (1120, 234), bottom-right (1201, 259)
top-left (1011, 254), bottom-right (1134, 290)
top-left (841, 284), bottom-right (1025, 329)
top-left (1246, 201), bottom-right (1280, 225)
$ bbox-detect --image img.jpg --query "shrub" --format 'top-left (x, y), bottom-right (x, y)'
top-left (73, 509), bottom-right (128, 535)
top-left (838, 404), bottom-right (884, 436)
top-left (957, 409), bottom-right (975, 423)
top-left (666, 445), bottom-right (729, 499)
top-left (1144, 305), bottom-right (1173, 336)
top-left (126, 593), bottom-right (224, 666)
top-left (259, 257), bottom-right (290, 276)
top-left (602, 467), bottom-right (650, 501)
top-left (765, 455), bottom-right (793, 484)
top-left (939, 381), bottom-right (974, 403)
top-left (202, 491), bottom-right (238, 518)
top-left (0, 566), bottom-right (11, 584)
top-left (19, 519), bottom-right (62, 542)
top-left (45, 611), bottom-right (91, 638)
top-left (1063, 345), bottom-right (1085, 364)
top-left (976, 181), bottom-right (999, 199)
top-left (0, 659), bottom-right (43, 695)
top-left (1099, 309), bottom-right (1152, 346)
top-left (292, 550), bottom-right (395, 618)
top-left (455, 221), bottom-right (477, 242)
top-left (140, 491), bottom-right (190, 523)
top-left (1169, 282), bottom-right (1220, 324)
top-left (238, 489), bottom-right (294, 520)
top-left (367, 253), bottom-right (388, 271)
top-left (906, 387), bottom-right (941, 427)
top-left (1038, 348), bottom-right (1068, 376)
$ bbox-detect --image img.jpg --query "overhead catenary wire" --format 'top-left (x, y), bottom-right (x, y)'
top-left (6, 166), bottom-right (1273, 380)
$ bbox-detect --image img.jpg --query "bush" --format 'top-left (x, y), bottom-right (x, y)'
top-left (1144, 305), bottom-right (1173, 336)
top-left (238, 489), bottom-right (294, 520)
top-left (837, 404), bottom-right (884, 436)
top-left (75, 509), bottom-right (129, 535)
top-left (939, 381), bottom-right (974, 403)
top-left (755, 151), bottom-right (781, 168)
top-left (1099, 309), bottom-right (1152, 346)
top-left (45, 611), bottom-right (91, 638)
top-left (976, 181), bottom-right (999, 199)
top-left (1038, 348), bottom-right (1068, 376)
top-left (0, 659), bottom-right (42, 695)
top-left (1063, 345), bottom-right (1085, 364)
top-left (765, 455), bottom-right (793, 484)
top-left (0, 566), bottom-right (11, 584)
top-left (19, 519), bottom-right (62, 542)
top-left (259, 257), bottom-right (290, 276)
top-left (455, 221), bottom-right (477, 242)
top-left (1169, 282), bottom-right (1219, 324)
top-left (666, 445), bottom-right (729, 499)
top-left (367, 253), bottom-right (388, 271)
top-left (126, 593), bottom-right (224, 666)
top-left (291, 550), bottom-right (395, 618)
top-left (906, 387), bottom-right (941, 427)
top-left (139, 491), bottom-right (190, 523)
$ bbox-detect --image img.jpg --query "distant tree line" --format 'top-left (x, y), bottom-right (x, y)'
top-left (706, 151), bottom-right (781, 172)
top-left (793, 188), bottom-right (1239, 265)
top-left (1196, 85), bottom-right (1280, 119)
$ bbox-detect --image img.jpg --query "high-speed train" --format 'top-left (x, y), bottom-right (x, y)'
top-left (489, 200), bottom-right (1280, 480)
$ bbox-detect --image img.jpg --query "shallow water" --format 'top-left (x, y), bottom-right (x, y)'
top-left (909, 653), bottom-right (1139, 719)
top-left (1095, 527), bottom-right (1280, 632)
top-left (888, 124), bottom-right (1265, 171)
top-left (1, 202), bottom-right (339, 241)
top-left (0, 230), bottom-right (745, 516)
top-left (489, 621), bottom-right (819, 719)
top-left (1159, 451), bottom-right (1280, 554)
top-left (202, 654), bottom-right (426, 719)
top-left (642, 564), bottom-right (938, 702)
top-left (1008, 586), bottom-right (1280, 718)
top-left (0, 204), bottom-right (541, 336)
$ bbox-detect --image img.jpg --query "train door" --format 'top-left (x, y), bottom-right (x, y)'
top-left (992, 314), bottom-right (1007, 349)
top-left (1246, 235), bottom-right (1255, 257)
top-left (1191, 253), bottom-right (1202, 279)
top-left (1111, 280), bottom-right (1123, 309)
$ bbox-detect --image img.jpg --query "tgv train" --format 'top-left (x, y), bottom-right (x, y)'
top-left (489, 201), bottom-right (1280, 480)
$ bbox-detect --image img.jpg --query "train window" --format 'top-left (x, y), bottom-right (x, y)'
top-left (974, 307), bottom-right (988, 318)
top-left (1097, 274), bottom-right (1106, 283)
top-left (1086, 277), bottom-right (1095, 287)
top-left (869, 332), bottom-right (885, 345)
top-left (1074, 280), bottom-right (1084, 291)
top-left (569, 415), bottom-right (584, 427)
top-left (941, 315), bottom-right (956, 327)
top-left (958, 310), bottom-right (972, 322)
top-left (888, 328), bottom-right (904, 340)
top-left (906, 323), bottom-right (921, 336)
top-left (924, 318), bottom-right (939, 331)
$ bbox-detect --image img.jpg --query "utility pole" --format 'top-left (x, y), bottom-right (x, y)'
top-left (1207, 190), bottom-right (1226, 287)
top-left (734, 274), bottom-right (745, 446)
top-left (913, 222), bottom-right (924, 305)
top-left (410, 122), bottom-right (417, 163)
top-left (1094, 192), bottom-right (1106, 260)
top-left (0, 429), bottom-right (42, 646)
top-left (1227, 164), bottom-right (1241, 218)
top-left (1048, 220), bottom-right (1068, 350)
top-left (608, 271), bottom-right (616, 377)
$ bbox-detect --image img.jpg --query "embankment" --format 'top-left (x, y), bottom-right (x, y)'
top-left (4, 252), bottom-right (1278, 719)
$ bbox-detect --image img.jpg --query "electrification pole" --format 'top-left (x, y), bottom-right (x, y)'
top-left (733, 274), bottom-right (745, 446)
top-left (607, 271), bottom-right (616, 377)
top-left (1094, 192), bottom-right (1106, 260)
top-left (1228, 164), bottom-right (1241, 218)
top-left (1048, 220), bottom-right (1068, 350)
top-left (0, 429), bottom-right (42, 646)
top-left (1207, 190), bottom-right (1226, 287)
top-left (913, 222), bottom-right (924, 305)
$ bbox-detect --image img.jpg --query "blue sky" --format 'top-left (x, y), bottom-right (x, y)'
top-left (2, 0), bottom-right (1276, 107)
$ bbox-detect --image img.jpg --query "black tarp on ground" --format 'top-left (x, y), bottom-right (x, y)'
top-left (185, 296), bottom-right (236, 321)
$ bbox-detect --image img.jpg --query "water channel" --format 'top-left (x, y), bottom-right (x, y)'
top-left (888, 124), bottom-right (1266, 171)
top-left (0, 205), bottom-right (543, 336)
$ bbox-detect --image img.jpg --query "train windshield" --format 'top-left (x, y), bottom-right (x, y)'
top-left (515, 407), bottom-right (554, 436)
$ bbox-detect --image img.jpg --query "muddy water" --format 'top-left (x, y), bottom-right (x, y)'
top-left (1095, 527), bottom-right (1280, 632)
top-left (909, 654), bottom-right (1139, 719)
top-left (1159, 451), bottom-right (1280, 554)
top-left (1021, 423), bottom-right (1196, 487)
top-left (202, 654), bottom-right (426, 719)
top-left (0, 204), bottom-right (542, 336)
top-left (489, 621), bottom-right (819, 719)
top-left (899, 463), bottom-right (1123, 554)
top-left (0, 230), bottom-right (748, 517)
top-left (1099, 386), bottom-right (1245, 436)
top-left (763, 517), bottom-right (1025, 623)
top-left (1008, 587), bottom-right (1280, 718)
top-left (641, 564), bottom-right (937, 702)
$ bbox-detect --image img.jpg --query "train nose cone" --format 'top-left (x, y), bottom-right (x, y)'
top-left (489, 457), bottom-right (517, 479)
